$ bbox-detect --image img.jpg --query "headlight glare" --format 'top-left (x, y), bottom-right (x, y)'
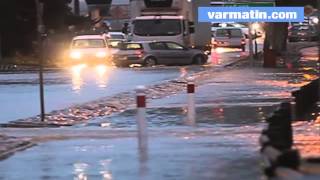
top-left (70, 51), bottom-right (82, 59)
top-left (96, 52), bottom-right (107, 58)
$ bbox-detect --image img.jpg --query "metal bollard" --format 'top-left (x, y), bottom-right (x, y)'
top-left (186, 77), bottom-right (196, 126)
top-left (136, 86), bottom-right (148, 154)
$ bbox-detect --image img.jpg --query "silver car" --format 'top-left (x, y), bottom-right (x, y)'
top-left (112, 41), bottom-right (208, 67)
top-left (212, 27), bottom-right (246, 52)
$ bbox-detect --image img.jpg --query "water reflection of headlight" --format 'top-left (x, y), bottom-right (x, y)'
top-left (96, 64), bottom-right (107, 75)
top-left (215, 47), bottom-right (226, 54)
top-left (96, 52), bottom-right (107, 58)
top-left (70, 51), bottom-right (82, 59)
top-left (72, 64), bottom-right (87, 74)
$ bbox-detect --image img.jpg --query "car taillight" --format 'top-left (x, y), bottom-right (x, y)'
top-left (135, 50), bottom-right (144, 57)
top-left (241, 38), bottom-right (246, 44)
top-left (212, 38), bottom-right (217, 45)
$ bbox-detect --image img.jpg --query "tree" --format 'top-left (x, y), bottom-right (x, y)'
top-left (0, 0), bottom-right (73, 59)
top-left (263, 0), bottom-right (318, 67)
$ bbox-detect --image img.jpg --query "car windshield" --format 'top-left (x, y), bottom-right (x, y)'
top-left (216, 29), bottom-right (242, 38)
top-left (72, 39), bottom-right (106, 48)
top-left (110, 34), bottom-right (125, 39)
top-left (133, 19), bottom-right (181, 36)
top-left (119, 43), bottom-right (143, 50)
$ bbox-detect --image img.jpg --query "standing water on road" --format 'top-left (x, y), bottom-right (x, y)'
top-left (0, 66), bottom-right (204, 123)
top-left (0, 64), bottom-right (315, 179)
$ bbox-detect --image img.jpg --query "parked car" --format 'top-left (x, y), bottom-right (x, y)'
top-left (288, 25), bottom-right (319, 42)
top-left (68, 34), bottom-right (112, 65)
top-left (112, 41), bottom-right (208, 67)
top-left (212, 27), bottom-right (246, 51)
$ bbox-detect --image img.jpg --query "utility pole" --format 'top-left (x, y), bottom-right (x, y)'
top-left (74, 0), bottom-right (80, 16)
top-left (0, 32), bottom-right (2, 62)
top-left (35, 0), bottom-right (46, 122)
top-left (248, 23), bottom-right (254, 66)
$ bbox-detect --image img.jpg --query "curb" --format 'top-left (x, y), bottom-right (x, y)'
top-left (0, 141), bottom-right (35, 160)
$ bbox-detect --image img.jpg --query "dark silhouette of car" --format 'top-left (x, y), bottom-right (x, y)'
top-left (288, 25), bottom-right (319, 42)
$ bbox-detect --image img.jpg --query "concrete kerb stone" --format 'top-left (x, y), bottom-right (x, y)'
top-left (0, 135), bottom-right (35, 160)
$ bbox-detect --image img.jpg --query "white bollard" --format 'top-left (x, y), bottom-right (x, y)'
top-left (136, 86), bottom-right (148, 156)
top-left (186, 78), bottom-right (196, 126)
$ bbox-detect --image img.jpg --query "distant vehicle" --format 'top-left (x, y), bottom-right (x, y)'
top-left (68, 35), bottom-right (112, 65)
top-left (107, 32), bottom-right (127, 54)
top-left (212, 27), bottom-right (246, 52)
top-left (129, 0), bottom-right (212, 51)
top-left (211, 23), bottom-right (249, 37)
top-left (211, 22), bottom-right (263, 39)
top-left (112, 41), bottom-right (208, 67)
top-left (108, 32), bottom-right (126, 40)
top-left (288, 25), bottom-right (319, 42)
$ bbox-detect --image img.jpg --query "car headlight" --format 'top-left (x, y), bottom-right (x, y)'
top-left (70, 51), bottom-right (82, 59)
top-left (96, 52), bottom-right (107, 58)
top-left (251, 23), bottom-right (260, 30)
top-left (311, 17), bottom-right (319, 24)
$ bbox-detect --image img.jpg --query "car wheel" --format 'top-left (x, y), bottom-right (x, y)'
top-left (241, 45), bottom-right (246, 52)
top-left (144, 57), bottom-right (157, 67)
top-left (115, 63), bottom-right (127, 68)
top-left (193, 55), bottom-right (205, 65)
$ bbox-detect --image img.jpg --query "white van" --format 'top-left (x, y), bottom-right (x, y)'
top-left (212, 27), bottom-right (246, 52)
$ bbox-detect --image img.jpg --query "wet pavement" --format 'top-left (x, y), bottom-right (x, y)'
top-left (0, 130), bottom-right (261, 180)
top-left (0, 38), bottom-right (266, 124)
top-left (7, 40), bottom-right (320, 179)
top-left (0, 58), bottom-right (316, 179)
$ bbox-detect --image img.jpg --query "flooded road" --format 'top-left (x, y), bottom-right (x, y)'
top-left (0, 131), bottom-right (261, 180)
top-left (0, 43), bottom-right (257, 123)
top-left (0, 63), bottom-right (315, 179)
top-left (4, 41), bottom-right (305, 179)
